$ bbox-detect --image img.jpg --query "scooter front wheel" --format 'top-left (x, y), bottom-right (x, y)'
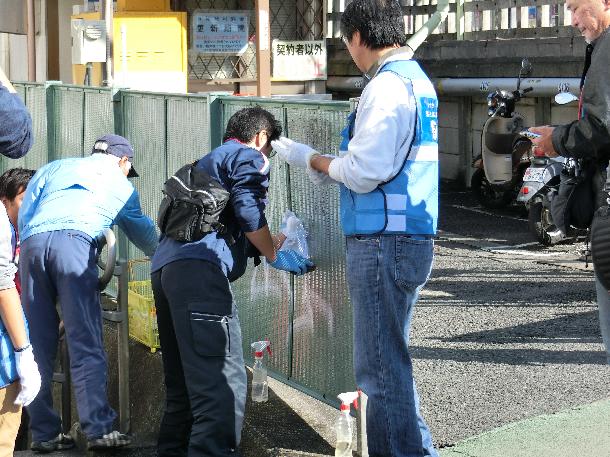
top-left (528, 201), bottom-right (565, 246)
top-left (471, 168), bottom-right (513, 209)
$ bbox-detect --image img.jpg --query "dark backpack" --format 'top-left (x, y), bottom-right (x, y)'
top-left (157, 161), bottom-right (230, 242)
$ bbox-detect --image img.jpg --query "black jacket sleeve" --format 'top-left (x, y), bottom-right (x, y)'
top-left (552, 29), bottom-right (610, 162)
top-left (0, 84), bottom-right (33, 159)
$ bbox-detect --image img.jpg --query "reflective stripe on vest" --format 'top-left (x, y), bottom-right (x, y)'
top-left (339, 60), bottom-right (439, 236)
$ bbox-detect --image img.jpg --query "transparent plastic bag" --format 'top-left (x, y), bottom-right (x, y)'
top-left (279, 210), bottom-right (310, 259)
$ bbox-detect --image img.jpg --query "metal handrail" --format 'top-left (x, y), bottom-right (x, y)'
top-left (96, 228), bottom-right (117, 290)
top-left (54, 227), bottom-right (130, 436)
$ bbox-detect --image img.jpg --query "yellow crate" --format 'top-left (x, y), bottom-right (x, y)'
top-left (127, 280), bottom-right (160, 353)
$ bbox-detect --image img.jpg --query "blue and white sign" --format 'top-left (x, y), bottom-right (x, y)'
top-left (192, 10), bottom-right (250, 55)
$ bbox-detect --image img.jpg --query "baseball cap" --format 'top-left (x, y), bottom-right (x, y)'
top-left (92, 134), bottom-right (139, 178)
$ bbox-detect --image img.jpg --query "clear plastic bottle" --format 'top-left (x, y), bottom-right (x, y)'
top-left (335, 391), bottom-right (359, 457)
top-left (334, 410), bottom-right (352, 456)
top-left (251, 353), bottom-right (268, 402)
top-left (251, 340), bottom-right (272, 402)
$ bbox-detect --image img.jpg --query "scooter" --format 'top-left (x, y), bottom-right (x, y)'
top-left (517, 135), bottom-right (567, 245)
top-left (517, 92), bottom-right (581, 245)
top-left (471, 58), bottom-right (534, 209)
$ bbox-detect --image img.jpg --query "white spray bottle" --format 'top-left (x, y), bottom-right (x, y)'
top-left (335, 391), bottom-right (359, 456)
top-left (250, 340), bottom-right (272, 402)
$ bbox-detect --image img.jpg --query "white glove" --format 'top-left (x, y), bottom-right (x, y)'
top-left (306, 155), bottom-right (339, 186)
top-left (14, 345), bottom-right (41, 406)
top-left (271, 137), bottom-right (319, 169)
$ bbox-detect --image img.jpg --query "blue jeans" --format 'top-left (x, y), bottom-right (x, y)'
top-left (594, 275), bottom-right (610, 365)
top-left (346, 235), bottom-right (437, 457)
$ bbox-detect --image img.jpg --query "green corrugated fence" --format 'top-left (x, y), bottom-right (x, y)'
top-left (10, 83), bottom-right (354, 406)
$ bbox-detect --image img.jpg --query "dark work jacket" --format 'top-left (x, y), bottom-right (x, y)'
top-left (151, 140), bottom-right (269, 281)
top-left (0, 84), bottom-right (33, 159)
top-left (552, 27), bottom-right (610, 210)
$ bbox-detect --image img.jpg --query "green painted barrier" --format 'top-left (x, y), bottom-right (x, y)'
top-left (9, 84), bottom-right (354, 407)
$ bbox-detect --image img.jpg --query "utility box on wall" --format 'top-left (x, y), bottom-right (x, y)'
top-left (71, 11), bottom-right (187, 93)
top-left (71, 20), bottom-right (107, 65)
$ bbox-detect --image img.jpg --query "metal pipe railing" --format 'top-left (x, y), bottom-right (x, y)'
top-left (53, 228), bottom-right (130, 435)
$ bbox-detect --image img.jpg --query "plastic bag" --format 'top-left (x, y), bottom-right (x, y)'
top-left (279, 210), bottom-right (310, 259)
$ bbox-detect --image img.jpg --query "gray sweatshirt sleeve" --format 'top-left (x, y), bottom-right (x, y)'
top-left (0, 205), bottom-right (16, 290)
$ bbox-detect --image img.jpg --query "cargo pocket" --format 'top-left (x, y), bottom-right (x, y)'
top-left (190, 312), bottom-right (231, 357)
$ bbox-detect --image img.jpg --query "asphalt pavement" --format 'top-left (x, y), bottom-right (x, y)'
top-left (14, 182), bottom-right (610, 457)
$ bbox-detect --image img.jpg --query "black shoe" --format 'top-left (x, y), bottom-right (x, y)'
top-left (31, 433), bottom-right (75, 453)
top-left (87, 430), bottom-right (131, 450)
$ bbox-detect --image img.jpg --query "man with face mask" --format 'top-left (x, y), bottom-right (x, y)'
top-left (530, 0), bottom-right (610, 365)
top-left (18, 134), bottom-right (158, 451)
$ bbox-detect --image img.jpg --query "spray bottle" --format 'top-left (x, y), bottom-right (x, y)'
top-left (335, 391), bottom-right (359, 456)
top-left (250, 340), bottom-right (272, 402)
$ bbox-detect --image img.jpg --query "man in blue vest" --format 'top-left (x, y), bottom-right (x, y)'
top-left (271, 0), bottom-right (439, 455)
top-left (19, 134), bottom-right (158, 452)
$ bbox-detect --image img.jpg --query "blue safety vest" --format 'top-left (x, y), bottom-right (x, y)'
top-left (339, 59), bottom-right (439, 236)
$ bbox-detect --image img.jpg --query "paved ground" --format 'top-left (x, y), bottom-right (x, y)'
top-left (441, 397), bottom-right (610, 457)
top-left (15, 182), bottom-right (610, 456)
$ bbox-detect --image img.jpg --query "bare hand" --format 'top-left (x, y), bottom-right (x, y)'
top-left (529, 126), bottom-right (559, 158)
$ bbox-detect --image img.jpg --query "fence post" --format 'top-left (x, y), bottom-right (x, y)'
top-left (45, 81), bottom-right (59, 162)
top-left (456, 0), bottom-right (465, 40)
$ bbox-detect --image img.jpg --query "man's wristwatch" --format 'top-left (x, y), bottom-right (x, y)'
top-left (14, 343), bottom-right (31, 352)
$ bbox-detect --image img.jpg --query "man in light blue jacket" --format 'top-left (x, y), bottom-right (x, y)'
top-left (18, 134), bottom-right (158, 452)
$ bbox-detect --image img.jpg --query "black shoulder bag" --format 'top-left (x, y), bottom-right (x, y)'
top-left (157, 162), bottom-right (230, 242)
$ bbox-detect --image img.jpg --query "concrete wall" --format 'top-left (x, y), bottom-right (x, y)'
top-left (437, 94), bottom-right (578, 185)
top-left (0, 0), bottom-right (47, 82)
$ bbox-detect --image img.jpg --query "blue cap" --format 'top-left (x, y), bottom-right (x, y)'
top-left (92, 134), bottom-right (139, 177)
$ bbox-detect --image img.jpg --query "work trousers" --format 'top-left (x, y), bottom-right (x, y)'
top-left (20, 230), bottom-right (116, 441)
top-left (0, 381), bottom-right (21, 457)
top-left (152, 259), bottom-right (246, 457)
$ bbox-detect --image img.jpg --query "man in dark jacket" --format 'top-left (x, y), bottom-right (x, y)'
top-left (530, 0), bottom-right (610, 364)
top-left (151, 107), bottom-right (313, 456)
top-left (0, 67), bottom-right (33, 159)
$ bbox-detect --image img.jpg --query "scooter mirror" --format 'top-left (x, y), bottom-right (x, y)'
top-left (520, 58), bottom-right (533, 76)
top-left (554, 92), bottom-right (579, 105)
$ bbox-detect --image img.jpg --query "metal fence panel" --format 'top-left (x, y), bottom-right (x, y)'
top-left (49, 86), bottom-right (86, 159)
top-left (220, 98), bottom-right (293, 379)
top-left (83, 89), bottom-right (114, 151)
top-left (284, 103), bottom-right (354, 400)
top-left (219, 98), bottom-right (354, 402)
top-left (7, 84), bottom-right (48, 172)
top-left (166, 95), bottom-right (211, 174)
top-left (120, 91), bottom-right (168, 281)
top-left (10, 85), bottom-right (356, 407)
